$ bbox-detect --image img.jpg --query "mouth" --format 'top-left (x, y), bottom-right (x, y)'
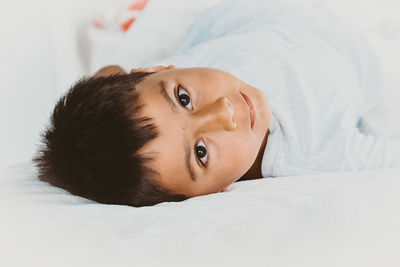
top-left (239, 91), bottom-right (256, 129)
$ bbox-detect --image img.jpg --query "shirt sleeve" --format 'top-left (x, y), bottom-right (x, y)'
top-left (346, 128), bottom-right (400, 171)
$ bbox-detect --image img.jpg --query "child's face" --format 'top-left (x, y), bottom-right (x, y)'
top-left (135, 67), bottom-right (271, 197)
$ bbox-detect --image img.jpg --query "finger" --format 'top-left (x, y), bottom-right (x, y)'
top-left (130, 68), bottom-right (145, 73)
top-left (148, 65), bottom-right (169, 71)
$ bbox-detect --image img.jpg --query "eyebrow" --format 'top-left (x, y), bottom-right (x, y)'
top-left (159, 81), bottom-right (197, 182)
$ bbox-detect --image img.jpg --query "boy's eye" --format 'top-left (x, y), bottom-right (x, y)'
top-left (195, 139), bottom-right (208, 167)
top-left (177, 86), bottom-right (192, 110)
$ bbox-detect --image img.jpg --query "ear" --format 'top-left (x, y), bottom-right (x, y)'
top-left (130, 64), bottom-right (176, 73)
top-left (94, 65), bottom-right (126, 77)
top-left (218, 187), bottom-right (228, 193)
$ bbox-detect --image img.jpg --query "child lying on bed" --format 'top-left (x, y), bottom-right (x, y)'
top-left (33, 0), bottom-right (397, 207)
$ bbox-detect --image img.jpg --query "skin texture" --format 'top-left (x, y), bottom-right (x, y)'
top-left (95, 65), bottom-right (272, 198)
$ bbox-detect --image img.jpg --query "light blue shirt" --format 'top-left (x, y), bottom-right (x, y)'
top-left (115, 0), bottom-right (398, 177)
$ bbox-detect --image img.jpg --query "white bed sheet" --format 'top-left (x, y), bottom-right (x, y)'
top-left (1, 162), bottom-right (399, 267)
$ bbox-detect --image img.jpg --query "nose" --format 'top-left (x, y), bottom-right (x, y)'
top-left (191, 97), bottom-right (237, 133)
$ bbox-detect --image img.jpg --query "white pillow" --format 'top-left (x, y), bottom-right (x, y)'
top-left (90, 0), bottom-right (222, 73)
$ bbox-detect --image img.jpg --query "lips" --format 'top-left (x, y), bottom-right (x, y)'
top-left (240, 91), bottom-right (256, 129)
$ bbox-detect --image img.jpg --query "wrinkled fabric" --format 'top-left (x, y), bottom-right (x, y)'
top-left (147, 0), bottom-right (388, 177)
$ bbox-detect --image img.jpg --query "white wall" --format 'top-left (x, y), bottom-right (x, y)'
top-left (0, 0), bottom-right (56, 168)
top-left (0, 0), bottom-right (102, 168)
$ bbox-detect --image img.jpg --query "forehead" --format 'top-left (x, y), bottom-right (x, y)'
top-left (135, 76), bottom-right (194, 194)
top-left (138, 67), bottom-right (235, 88)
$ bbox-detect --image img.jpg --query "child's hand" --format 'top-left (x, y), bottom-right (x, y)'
top-left (94, 65), bottom-right (127, 77)
top-left (130, 65), bottom-right (176, 73)
top-left (94, 65), bottom-right (176, 78)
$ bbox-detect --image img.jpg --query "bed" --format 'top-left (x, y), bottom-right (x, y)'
top-left (1, 0), bottom-right (400, 266)
top-left (1, 162), bottom-right (400, 266)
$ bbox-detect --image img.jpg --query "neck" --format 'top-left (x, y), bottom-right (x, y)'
top-left (238, 128), bottom-right (270, 181)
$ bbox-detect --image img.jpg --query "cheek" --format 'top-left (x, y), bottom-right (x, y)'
top-left (218, 135), bottom-right (258, 174)
top-left (198, 73), bottom-right (239, 98)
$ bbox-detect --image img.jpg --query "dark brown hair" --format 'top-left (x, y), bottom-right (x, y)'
top-left (33, 72), bottom-right (187, 207)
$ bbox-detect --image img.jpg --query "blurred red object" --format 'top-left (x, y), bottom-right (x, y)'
top-left (91, 0), bottom-right (150, 32)
top-left (129, 0), bottom-right (149, 11)
top-left (121, 17), bottom-right (136, 32)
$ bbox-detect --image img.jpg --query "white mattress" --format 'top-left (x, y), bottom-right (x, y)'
top-left (1, 162), bottom-right (400, 266)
